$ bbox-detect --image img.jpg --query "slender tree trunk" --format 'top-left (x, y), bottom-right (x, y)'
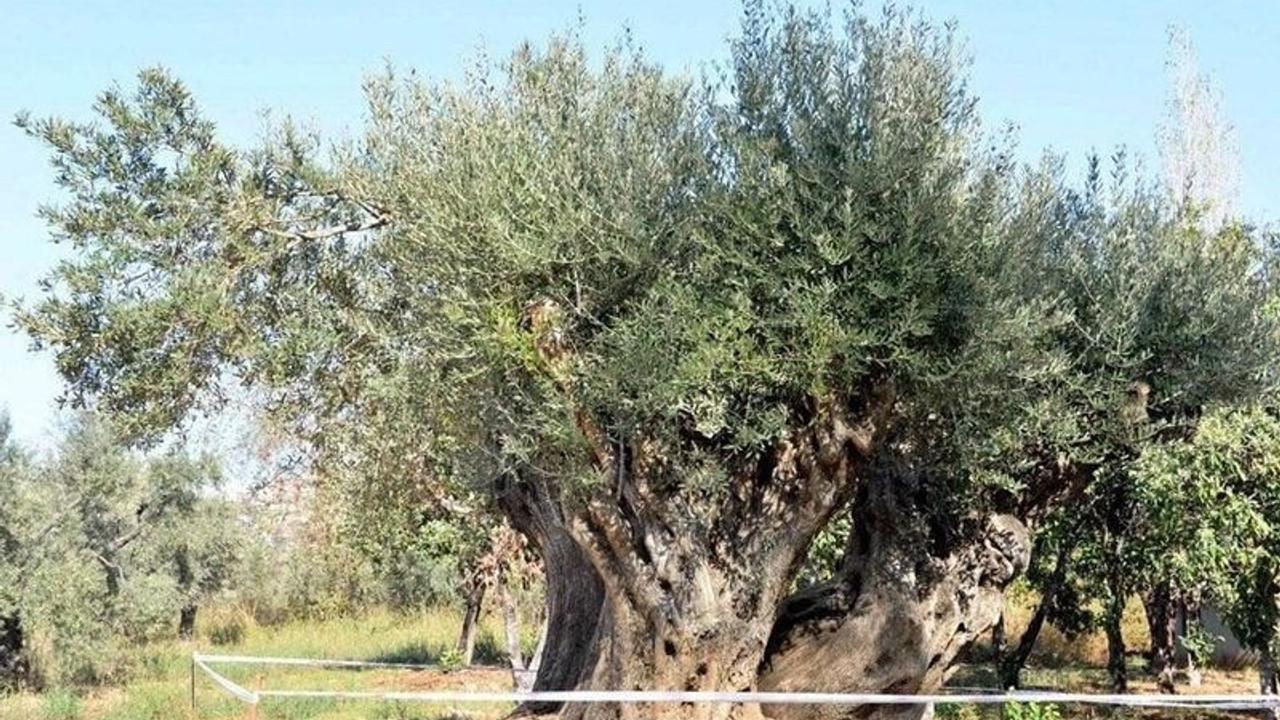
top-left (996, 540), bottom-right (1073, 690)
top-left (1143, 581), bottom-right (1177, 693)
top-left (498, 573), bottom-right (525, 672)
top-left (1175, 597), bottom-right (1204, 686)
top-left (175, 549), bottom-right (197, 641)
top-left (531, 616), bottom-right (549, 673)
top-left (1261, 648), bottom-right (1279, 720)
top-left (179, 603), bottom-right (198, 641)
top-left (1104, 590), bottom-right (1128, 693)
top-left (518, 616), bottom-right (549, 692)
top-left (457, 582), bottom-right (486, 666)
top-left (1185, 651), bottom-right (1204, 687)
top-left (105, 560), bottom-right (121, 597)
top-left (1100, 474), bottom-right (1130, 694)
top-left (991, 613), bottom-right (1007, 659)
top-left (999, 597), bottom-right (1049, 691)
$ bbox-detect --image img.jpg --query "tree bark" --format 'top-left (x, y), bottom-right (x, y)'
top-left (0, 612), bottom-right (27, 688)
top-left (991, 613), bottom-right (1006, 659)
top-left (1103, 590), bottom-right (1128, 693)
top-left (1180, 598), bottom-right (1203, 686)
top-left (500, 378), bottom-right (1028, 720)
top-left (179, 603), bottom-right (198, 641)
top-left (499, 476), bottom-right (607, 717)
top-left (457, 581), bottom-right (486, 666)
top-left (1261, 648), bottom-right (1279, 720)
top-left (996, 542), bottom-right (1071, 690)
top-left (1143, 581), bottom-right (1177, 693)
top-left (500, 453), bottom-right (1028, 720)
top-left (759, 476), bottom-right (1031, 720)
top-left (519, 616), bottom-right (550, 692)
top-left (498, 573), bottom-right (526, 672)
top-left (1100, 474), bottom-right (1130, 694)
top-left (999, 597), bottom-right (1048, 691)
top-left (563, 490), bottom-right (822, 720)
top-left (552, 389), bottom-right (893, 720)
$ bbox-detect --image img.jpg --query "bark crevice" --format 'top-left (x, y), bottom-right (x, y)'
top-left (760, 469), bottom-right (1030, 720)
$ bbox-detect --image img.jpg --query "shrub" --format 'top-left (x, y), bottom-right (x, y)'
top-left (202, 605), bottom-right (249, 647)
top-left (1003, 703), bottom-right (1060, 720)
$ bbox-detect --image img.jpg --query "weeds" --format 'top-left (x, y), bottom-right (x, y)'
top-left (39, 689), bottom-right (79, 720)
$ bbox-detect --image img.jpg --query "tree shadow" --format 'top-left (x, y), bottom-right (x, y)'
top-left (370, 642), bottom-right (441, 666)
top-left (367, 630), bottom-right (510, 668)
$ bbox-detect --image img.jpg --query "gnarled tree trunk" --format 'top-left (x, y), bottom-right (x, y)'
top-left (498, 365), bottom-right (1031, 720)
top-left (500, 477), bottom-right (607, 717)
top-left (494, 375), bottom-right (1037, 720)
top-left (560, 424), bottom-right (873, 720)
top-left (759, 475), bottom-right (1030, 720)
top-left (501, 485), bottom-right (1027, 720)
top-left (504, 386), bottom-right (895, 720)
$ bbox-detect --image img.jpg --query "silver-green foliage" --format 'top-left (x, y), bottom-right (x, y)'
top-left (10, 2), bottom-right (1280, 650)
top-left (0, 414), bottom-right (231, 684)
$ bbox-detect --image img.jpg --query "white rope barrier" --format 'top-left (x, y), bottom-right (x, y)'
top-left (195, 652), bottom-right (457, 670)
top-left (192, 652), bottom-right (1280, 711)
top-left (193, 655), bottom-right (259, 705)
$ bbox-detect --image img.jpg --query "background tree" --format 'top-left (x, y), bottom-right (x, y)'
top-left (1159, 26), bottom-right (1241, 230)
top-left (1133, 407), bottom-right (1280, 712)
top-left (0, 413), bottom-right (226, 684)
top-left (987, 154), bottom-right (1277, 691)
top-left (124, 491), bottom-right (240, 640)
top-left (1138, 28), bottom-right (1248, 687)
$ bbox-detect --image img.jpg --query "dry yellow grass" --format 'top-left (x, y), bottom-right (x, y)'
top-left (996, 589), bottom-right (1152, 668)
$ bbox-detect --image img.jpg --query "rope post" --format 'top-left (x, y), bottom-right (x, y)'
top-left (246, 674), bottom-right (262, 720)
top-left (190, 653), bottom-right (196, 715)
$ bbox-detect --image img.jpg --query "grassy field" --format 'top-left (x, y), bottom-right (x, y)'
top-left (0, 597), bottom-right (1267, 720)
top-left (0, 606), bottom-right (520, 720)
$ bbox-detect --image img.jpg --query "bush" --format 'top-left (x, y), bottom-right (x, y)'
top-left (202, 605), bottom-right (248, 647)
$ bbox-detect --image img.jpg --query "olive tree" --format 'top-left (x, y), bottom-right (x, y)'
top-left (12, 3), bottom-right (1279, 719)
top-left (0, 414), bottom-right (226, 683)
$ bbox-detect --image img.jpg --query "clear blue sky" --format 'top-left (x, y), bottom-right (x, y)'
top-left (2, 1), bottom-right (1278, 450)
